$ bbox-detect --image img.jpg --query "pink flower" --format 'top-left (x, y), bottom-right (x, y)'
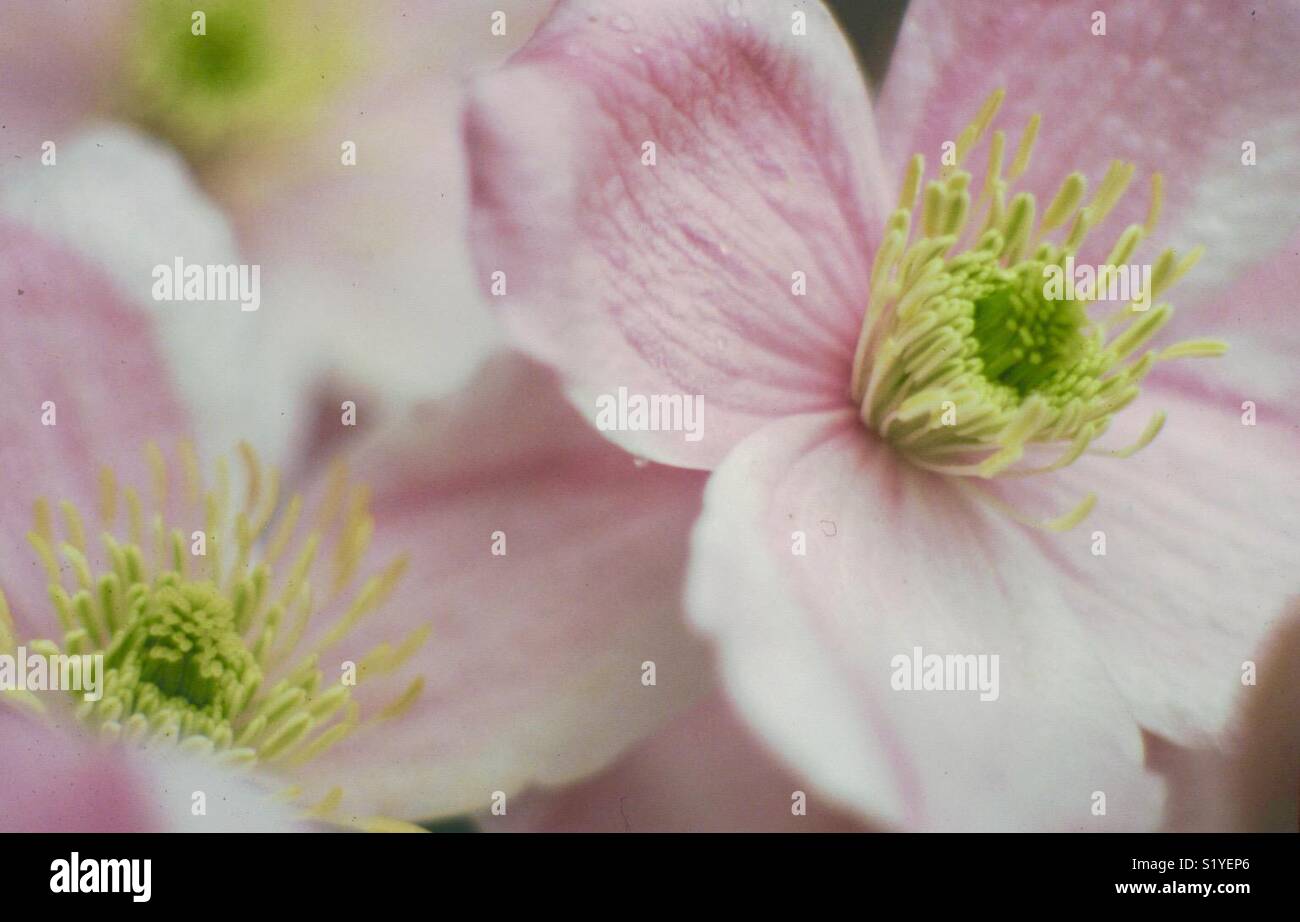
top-left (0, 0), bottom-right (552, 456)
top-left (0, 218), bottom-right (311, 830)
top-left (302, 353), bottom-right (713, 819)
top-left (0, 162), bottom-right (708, 829)
top-left (466, 0), bottom-right (1299, 829)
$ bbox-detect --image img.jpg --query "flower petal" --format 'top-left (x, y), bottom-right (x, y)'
top-left (225, 77), bottom-right (504, 419)
top-left (993, 384), bottom-right (1300, 745)
top-left (686, 409), bottom-right (1163, 831)
top-left (466, 0), bottom-right (892, 468)
top-left (879, 0), bottom-right (1300, 302)
top-left (0, 708), bottom-right (163, 832)
top-left (0, 125), bottom-right (298, 466)
top-left (293, 354), bottom-right (712, 820)
top-left (0, 222), bottom-right (189, 642)
top-left (134, 1), bottom-right (554, 434)
top-left (1149, 233), bottom-right (1300, 409)
top-left (0, 1), bottom-right (129, 163)
top-left (0, 709), bottom-right (309, 832)
top-left (484, 685), bottom-right (873, 832)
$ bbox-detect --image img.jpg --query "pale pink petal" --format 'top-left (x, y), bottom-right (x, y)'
top-left (686, 410), bottom-right (1164, 831)
top-left (228, 77), bottom-right (504, 423)
top-left (0, 223), bottom-right (189, 642)
top-left (992, 383), bottom-right (1299, 744)
top-left (879, 0), bottom-right (1300, 309)
top-left (0, 708), bottom-right (164, 832)
top-left (406, 0), bottom-right (555, 79)
top-left (466, 0), bottom-right (893, 468)
top-left (1150, 233), bottom-right (1300, 409)
top-left (122, 743), bottom-right (319, 832)
top-left (0, 709), bottom-right (309, 832)
top-left (198, 2), bottom-right (555, 427)
top-left (0, 126), bottom-right (299, 466)
top-left (485, 686), bottom-right (873, 832)
top-left (292, 354), bottom-right (712, 820)
top-left (0, 1), bottom-right (129, 163)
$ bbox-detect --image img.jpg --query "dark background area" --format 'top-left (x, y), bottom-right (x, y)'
top-left (828, 0), bottom-right (909, 92)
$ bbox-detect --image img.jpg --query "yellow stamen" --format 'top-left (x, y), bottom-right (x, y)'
top-left (9, 440), bottom-right (434, 832)
top-left (852, 89), bottom-right (1226, 530)
top-left (98, 466), bottom-right (118, 526)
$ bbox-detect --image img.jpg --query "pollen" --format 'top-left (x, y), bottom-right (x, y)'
top-left (850, 90), bottom-right (1225, 530)
top-left (1, 440), bottom-right (429, 822)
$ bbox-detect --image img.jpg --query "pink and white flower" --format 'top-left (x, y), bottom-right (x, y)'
top-left (0, 138), bottom-right (708, 830)
top-left (0, 0), bottom-right (553, 460)
top-left (465, 0), bottom-right (1300, 830)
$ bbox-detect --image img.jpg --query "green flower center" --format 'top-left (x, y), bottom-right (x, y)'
top-left (117, 0), bottom-right (354, 160)
top-left (172, 8), bottom-right (265, 92)
top-left (850, 91), bottom-right (1224, 529)
top-left (970, 265), bottom-right (1090, 397)
top-left (2, 443), bottom-right (425, 791)
top-left (105, 576), bottom-right (260, 721)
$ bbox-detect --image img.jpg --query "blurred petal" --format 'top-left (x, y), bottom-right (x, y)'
top-left (0, 126), bottom-right (297, 466)
top-left (0, 708), bottom-right (310, 832)
top-left (486, 686), bottom-right (873, 832)
top-left (0, 1), bottom-right (130, 162)
top-left (466, 0), bottom-right (892, 468)
top-left (231, 77), bottom-right (503, 422)
top-left (0, 222), bottom-right (189, 641)
top-left (204, 2), bottom-right (555, 430)
top-left (687, 409), bottom-right (1163, 831)
top-left (294, 354), bottom-right (712, 820)
top-left (0, 708), bottom-right (163, 832)
top-left (129, 745), bottom-right (319, 832)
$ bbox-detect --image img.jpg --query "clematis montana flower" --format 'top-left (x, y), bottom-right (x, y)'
top-left (1, 133), bottom-right (710, 829)
top-left (466, 0), bottom-right (1299, 829)
top-left (0, 217), bottom-right (430, 830)
top-left (0, 0), bottom-right (551, 455)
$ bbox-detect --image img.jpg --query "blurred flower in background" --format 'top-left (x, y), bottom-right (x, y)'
top-left (0, 0), bottom-right (722, 832)
top-left (1, 0), bottom-right (553, 464)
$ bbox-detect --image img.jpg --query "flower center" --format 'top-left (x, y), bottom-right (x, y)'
top-left (970, 263), bottom-right (1090, 397)
top-left (850, 91), bottom-right (1224, 529)
top-left (105, 576), bottom-right (260, 721)
top-left (1, 441), bottom-right (427, 822)
top-left (116, 0), bottom-right (354, 161)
